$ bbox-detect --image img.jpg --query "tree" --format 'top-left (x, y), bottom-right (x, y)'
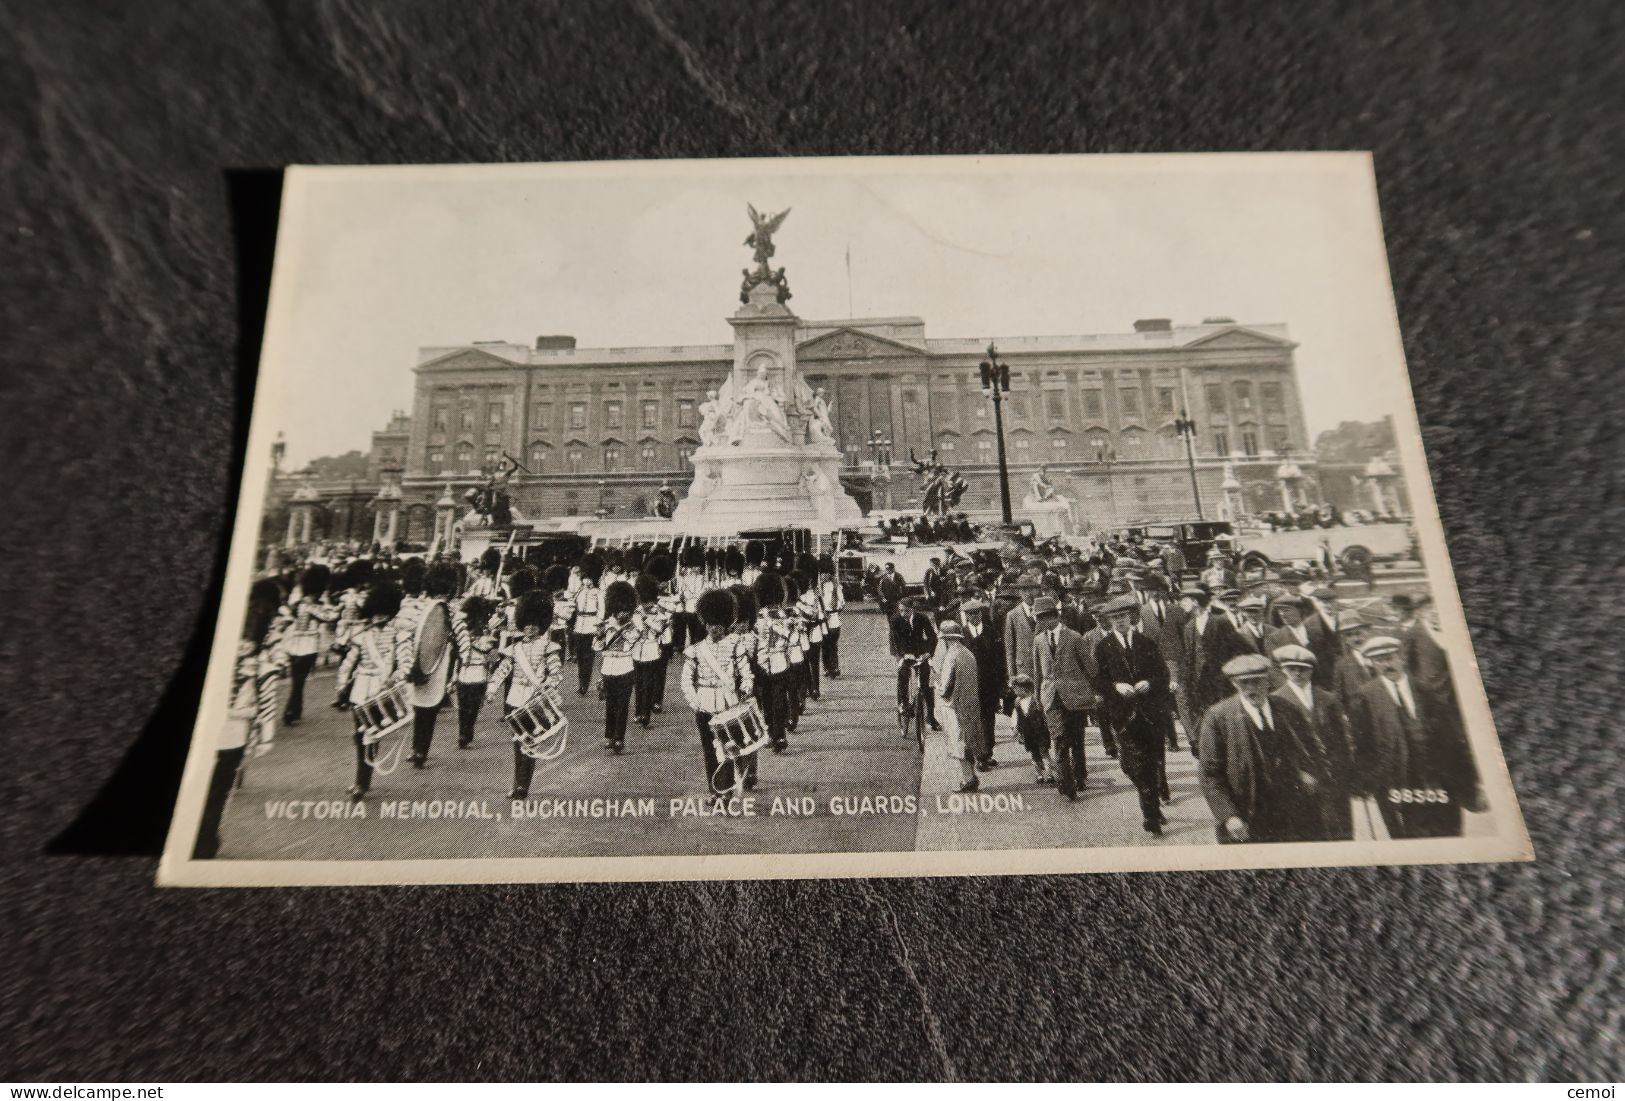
top-left (1314, 417), bottom-right (1397, 464)
top-left (301, 450), bottom-right (370, 481)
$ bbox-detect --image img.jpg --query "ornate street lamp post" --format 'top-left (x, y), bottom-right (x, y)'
top-left (1094, 442), bottom-right (1119, 530)
top-left (978, 342), bottom-right (1014, 525)
top-left (1173, 408), bottom-right (1205, 520)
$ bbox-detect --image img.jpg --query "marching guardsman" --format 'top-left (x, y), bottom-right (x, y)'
top-left (783, 572), bottom-right (809, 725)
top-left (329, 559), bottom-right (372, 710)
top-left (499, 567), bottom-right (536, 652)
top-left (593, 579), bottom-right (639, 753)
top-left (571, 553), bottom-right (605, 695)
top-left (649, 554), bottom-right (683, 713)
top-left (631, 572), bottom-right (670, 727)
top-left (816, 554), bottom-right (845, 678)
top-left (742, 541), bottom-right (765, 588)
top-left (488, 590), bottom-right (562, 800)
top-left (337, 581), bottom-right (408, 801)
top-left (728, 583), bottom-right (764, 787)
top-left (194, 579), bottom-right (285, 859)
top-left (279, 563), bottom-right (338, 726)
top-left (601, 548), bottom-right (627, 596)
top-left (751, 571), bottom-right (792, 752)
top-left (452, 595), bottom-right (498, 749)
top-left (723, 545), bottom-right (746, 584)
top-left (465, 547), bottom-right (504, 600)
top-left (396, 560), bottom-right (458, 769)
top-left (540, 564), bottom-right (574, 651)
top-left (681, 588), bottom-right (754, 799)
top-left (794, 556), bottom-right (825, 702)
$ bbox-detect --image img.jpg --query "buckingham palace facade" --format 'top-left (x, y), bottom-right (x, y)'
top-left (379, 315), bottom-right (1319, 540)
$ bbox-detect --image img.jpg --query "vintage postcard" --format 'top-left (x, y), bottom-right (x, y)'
top-left (158, 153), bottom-right (1531, 886)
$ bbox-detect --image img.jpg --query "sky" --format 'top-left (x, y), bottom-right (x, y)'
top-left (265, 155), bottom-right (1413, 467)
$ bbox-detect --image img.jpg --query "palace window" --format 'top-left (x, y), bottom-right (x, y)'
top-left (569, 403), bottom-right (586, 430)
top-left (1045, 391), bottom-right (1066, 421)
top-left (1156, 387), bottom-right (1176, 417)
top-left (564, 489), bottom-right (578, 517)
top-left (974, 400), bottom-right (988, 419)
top-left (1007, 393), bottom-right (1027, 420)
top-left (1262, 381), bottom-right (1284, 417)
top-left (566, 449), bottom-right (583, 473)
top-left (483, 447), bottom-right (500, 473)
top-left (1014, 437), bottom-right (1031, 457)
top-left (1266, 426), bottom-right (1291, 454)
top-left (488, 405), bottom-right (502, 430)
top-left (640, 445), bottom-right (658, 470)
top-left (603, 447), bottom-right (621, 471)
top-left (1082, 390), bottom-right (1104, 420)
top-left (677, 443), bottom-right (695, 466)
top-left (528, 445), bottom-right (546, 471)
top-left (531, 402), bottom-right (552, 429)
top-left (977, 439), bottom-right (993, 462)
top-left (1119, 387), bottom-right (1142, 418)
top-left (1051, 437), bottom-right (1067, 451)
top-left (1213, 430), bottom-right (1230, 457)
top-left (459, 407), bottom-right (475, 432)
top-left (1241, 430), bottom-right (1259, 457)
top-left (940, 440), bottom-right (956, 453)
top-left (1205, 382), bottom-right (1227, 414)
top-left (1089, 434), bottom-right (1107, 453)
top-left (427, 448), bottom-right (444, 474)
top-left (432, 407), bottom-right (449, 434)
top-left (1120, 433), bottom-right (1141, 451)
top-left (454, 443), bottom-right (474, 475)
top-left (1233, 381), bottom-right (1254, 413)
top-left (605, 401), bottom-right (623, 430)
top-left (677, 399), bottom-right (696, 428)
top-left (642, 401), bottom-right (659, 430)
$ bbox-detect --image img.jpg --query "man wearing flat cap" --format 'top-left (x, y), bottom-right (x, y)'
top-left (1094, 593), bottom-right (1177, 835)
top-left (1031, 595), bottom-right (1096, 800)
top-left (1271, 644), bottom-right (1353, 840)
top-left (1350, 634), bottom-right (1482, 838)
top-left (1198, 653), bottom-right (1331, 844)
top-left (1179, 584), bottom-right (1252, 751)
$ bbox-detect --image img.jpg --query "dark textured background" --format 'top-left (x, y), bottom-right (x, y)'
top-left (3, 0), bottom-right (1622, 1082)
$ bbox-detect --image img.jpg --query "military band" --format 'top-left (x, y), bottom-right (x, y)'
top-left (205, 522), bottom-right (1483, 857)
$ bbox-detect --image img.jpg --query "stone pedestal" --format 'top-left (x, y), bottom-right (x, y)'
top-left (671, 281), bottom-right (863, 535)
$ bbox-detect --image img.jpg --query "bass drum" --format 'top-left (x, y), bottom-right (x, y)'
top-left (411, 599), bottom-right (453, 687)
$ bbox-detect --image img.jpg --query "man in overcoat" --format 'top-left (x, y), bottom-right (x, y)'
top-left (1093, 594), bottom-right (1177, 836)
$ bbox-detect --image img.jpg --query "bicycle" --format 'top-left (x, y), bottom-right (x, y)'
top-left (897, 654), bottom-right (930, 753)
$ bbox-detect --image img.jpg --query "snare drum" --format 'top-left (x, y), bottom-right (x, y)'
top-left (507, 688), bottom-right (569, 761)
top-left (710, 698), bottom-right (769, 760)
top-left (355, 682), bottom-right (412, 745)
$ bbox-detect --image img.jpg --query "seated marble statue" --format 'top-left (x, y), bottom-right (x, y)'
top-left (730, 363), bottom-right (790, 444)
top-left (1030, 465), bottom-right (1059, 502)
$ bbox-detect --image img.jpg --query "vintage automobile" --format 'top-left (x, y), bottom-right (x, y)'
top-left (1230, 520), bottom-right (1414, 575)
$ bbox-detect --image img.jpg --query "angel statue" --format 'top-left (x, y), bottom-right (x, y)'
top-left (744, 204), bottom-right (791, 277)
top-left (698, 389), bottom-right (726, 448)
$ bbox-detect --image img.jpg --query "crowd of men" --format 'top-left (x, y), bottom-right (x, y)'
top-left (194, 539), bottom-right (848, 857)
top-left (886, 530), bottom-right (1484, 843)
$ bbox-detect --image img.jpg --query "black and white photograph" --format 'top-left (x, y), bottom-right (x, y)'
top-left (157, 154), bottom-right (1531, 886)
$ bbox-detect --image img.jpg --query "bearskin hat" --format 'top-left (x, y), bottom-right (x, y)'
top-left (479, 547), bottom-right (502, 575)
top-left (730, 584), bottom-right (758, 628)
top-left (635, 572), bottom-right (660, 604)
top-left (460, 595), bottom-right (497, 637)
top-left (341, 558), bottom-right (375, 590)
top-left (817, 553), bottom-right (836, 576)
top-left (704, 546), bottom-right (721, 575)
top-left (603, 548), bottom-right (625, 574)
top-left (361, 582), bottom-right (404, 621)
top-left (514, 590), bottom-right (554, 634)
top-left (578, 553), bottom-right (605, 585)
top-left (696, 587), bottom-right (737, 630)
top-left (541, 563), bottom-right (571, 594)
top-left (680, 543), bottom-right (705, 570)
top-left (778, 548), bottom-right (796, 574)
top-left (783, 572), bottom-right (801, 603)
top-left (603, 579), bottom-right (637, 618)
top-left (752, 570), bottom-right (785, 609)
top-left (795, 552), bottom-right (818, 579)
top-left (244, 578), bottom-right (283, 648)
top-left (643, 554), bottom-right (675, 585)
top-left (724, 545), bottom-right (745, 577)
top-left (298, 563), bottom-right (331, 599)
top-left (744, 540), bottom-right (765, 567)
top-left (507, 567), bottom-right (537, 600)
top-left (626, 544), bottom-right (648, 572)
top-left (398, 557), bottom-right (427, 596)
top-left (425, 561), bottom-right (459, 599)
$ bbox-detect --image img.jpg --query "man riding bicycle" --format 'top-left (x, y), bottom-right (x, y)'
top-left (890, 596), bottom-right (941, 732)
